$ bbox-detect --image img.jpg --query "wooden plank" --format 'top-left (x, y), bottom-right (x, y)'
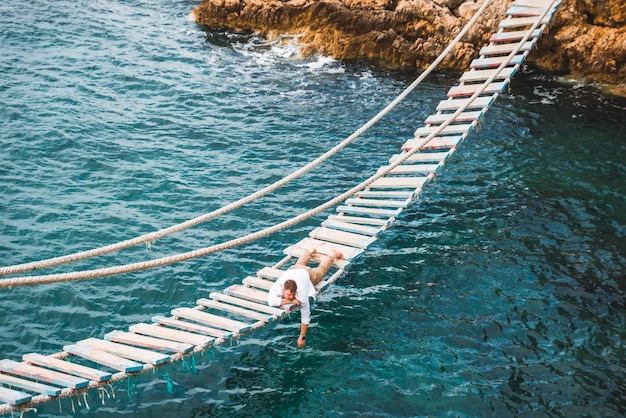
top-left (447, 82), bottom-right (508, 97)
top-left (309, 227), bottom-right (378, 249)
top-left (326, 214), bottom-right (390, 226)
top-left (336, 204), bottom-right (401, 218)
top-left (513, 0), bottom-right (559, 7)
top-left (256, 267), bottom-right (285, 281)
top-left (507, 5), bottom-right (546, 16)
top-left (23, 353), bottom-right (112, 383)
top-left (130, 323), bottom-right (216, 347)
top-left (415, 123), bottom-right (474, 137)
top-left (479, 41), bottom-right (534, 56)
top-left (356, 190), bottom-right (415, 199)
top-left (172, 307), bottom-right (251, 333)
top-left (209, 292), bottom-right (286, 316)
top-left (423, 135), bottom-right (465, 150)
top-left (152, 316), bottom-right (231, 340)
top-left (470, 54), bottom-right (525, 69)
top-left (0, 359), bottom-right (89, 390)
top-left (0, 373), bottom-right (62, 397)
top-left (425, 111), bottom-right (483, 124)
top-left (389, 152), bottom-right (450, 164)
top-left (321, 219), bottom-right (382, 236)
top-left (460, 67), bottom-right (517, 83)
top-left (403, 135), bottom-right (463, 151)
top-left (284, 238), bottom-right (364, 264)
top-left (380, 164), bottom-right (441, 175)
top-left (104, 331), bottom-right (194, 354)
top-left (77, 338), bottom-right (170, 366)
top-left (436, 96), bottom-right (494, 111)
top-left (490, 28), bottom-right (542, 43)
top-left (499, 16), bottom-right (551, 28)
top-left (63, 344), bottom-right (144, 373)
top-left (370, 176), bottom-right (429, 189)
top-left (197, 298), bottom-right (275, 322)
top-left (242, 275), bottom-right (274, 291)
top-left (344, 197), bottom-right (409, 208)
top-left (224, 284), bottom-right (271, 305)
top-left (0, 386), bottom-right (32, 406)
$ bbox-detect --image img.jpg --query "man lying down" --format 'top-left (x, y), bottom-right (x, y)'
top-left (267, 248), bottom-right (344, 348)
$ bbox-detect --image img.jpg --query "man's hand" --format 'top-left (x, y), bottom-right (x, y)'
top-left (297, 336), bottom-right (306, 349)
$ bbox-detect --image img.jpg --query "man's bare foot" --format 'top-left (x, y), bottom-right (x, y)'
top-left (310, 248), bottom-right (317, 257)
top-left (330, 249), bottom-right (344, 260)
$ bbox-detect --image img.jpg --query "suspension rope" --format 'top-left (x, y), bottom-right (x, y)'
top-left (0, 0), bottom-right (492, 279)
top-left (0, 0), bottom-right (497, 289)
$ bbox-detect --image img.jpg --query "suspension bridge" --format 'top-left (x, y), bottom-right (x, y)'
top-left (0, 0), bottom-right (561, 414)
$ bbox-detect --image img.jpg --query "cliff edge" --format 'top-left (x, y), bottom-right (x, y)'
top-left (193, 0), bottom-right (625, 94)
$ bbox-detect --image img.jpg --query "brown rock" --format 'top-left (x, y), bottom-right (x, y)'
top-left (193, 0), bottom-right (626, 93)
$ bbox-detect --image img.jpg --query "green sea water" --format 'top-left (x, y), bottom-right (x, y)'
top-left (1, 0), bottom-right (625, 416)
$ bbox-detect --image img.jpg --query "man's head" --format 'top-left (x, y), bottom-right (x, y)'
top-left (283, 279), bottom-right (297, 301)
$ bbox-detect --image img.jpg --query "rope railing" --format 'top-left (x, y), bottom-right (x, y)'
top-left (0, 0), bottom-right (559, 290)
top-left (6, 0), bottom-right (560, 289)
top-left (0, 0), bottom-right (492, 279)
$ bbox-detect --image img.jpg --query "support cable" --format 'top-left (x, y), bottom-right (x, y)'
top-left (0, 0), bottom-right (492, 278)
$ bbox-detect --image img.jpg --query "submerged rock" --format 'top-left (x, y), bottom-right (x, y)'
top-left (193, 0), bottom-right (625, 94)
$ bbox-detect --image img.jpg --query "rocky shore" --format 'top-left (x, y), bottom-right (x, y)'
top-left (193, 0), bottom-right (625, 95)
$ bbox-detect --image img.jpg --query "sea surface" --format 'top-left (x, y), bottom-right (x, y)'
top-left (1, 0), bottom-right (625, 417)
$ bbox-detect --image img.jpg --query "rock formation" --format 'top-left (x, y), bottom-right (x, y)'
top-left (193, 0), bottom-right (625, 94)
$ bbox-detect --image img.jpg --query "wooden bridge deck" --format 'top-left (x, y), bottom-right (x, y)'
top-left (0, 0), bottom-right (561, 414)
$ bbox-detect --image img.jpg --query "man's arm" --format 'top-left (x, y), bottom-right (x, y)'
top-left (267, 281), bottom-right (283, 307)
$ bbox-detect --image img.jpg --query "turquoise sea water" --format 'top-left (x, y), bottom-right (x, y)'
top-left (1, 0), bottom-right (625, 417)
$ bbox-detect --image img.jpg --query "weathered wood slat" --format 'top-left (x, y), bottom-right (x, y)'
top-left (490, 28), bottom-right (542, 43)
top-left (22, 353), bottom-right (112, 382)
top-left (152, 316), bottom-right (231, 340)
top-left (256, 267), bottom-right (285, 281)
top-left (470, 54), bottom-right (524, 69)
top-left (389, 152), bottom-right (450, 164)
top-left (224, 284), bottom-right (271, 305)
top-left (131, 323), bottom-right (215, 347)
top-left (506, 5), bottom-right (546, 16)
top-left (326, 214), bottom-right (390, 226)
top-left (209, 292), bottom-right (286, 316)
top-left (356, 190), bottom-right (415, 199)
top-left (63, 344), bottom-right (144, 373)
top-left (197, 298), bottom-right (275, 322)
top-left (436, 96), bottom-right (494, 111)
top-left (309, 227), bottom-right (378, 249)
top-left (336, 204), bottom-right (401, 218)
top-left (425, 111), bottom-right (483, 124)
top-left (0, 373), bottom-right (62, 397)
top-left (499, 16), bottom-right (551, 28)
top-left (284, 238), bottom-right (364, 264)
top-left (321, 218), bottom-right (382, 236)
top-left (345, 197), bottom-right (409, 208)
top-left (403, 135), bottom-right (464, 151)
top-left (370, 176), bottom-right (429, 189)
top-left (171, 307), bottom-right (251, 333)
top-left (104, 330), bottom-right (194, 354)
top-left (78, 338), bottom-right (170, 366)
top-left (513, 0), bottom-right (559, 7)
top-left (0, 359), bottom-right (89, 390)
top-left (423, 135), bottom-right (466, 150)
top-left (242, 276), bottom-right (274, 291)
top-left (479, 41), bottom-right (534, 57)
top-left (447, 82), bottom-right (508, 97)
top-left (460, 67), bottom-right (516, 83)
top-left (380, 164), bottom-right (440, 175)
top-left (415, 123), bottom-right (474, 137)
top-left (0, 386), bottom-right (31, 406)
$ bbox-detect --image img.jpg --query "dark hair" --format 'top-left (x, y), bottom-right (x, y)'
top-left (283, 279), bottom-right (297, 293)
